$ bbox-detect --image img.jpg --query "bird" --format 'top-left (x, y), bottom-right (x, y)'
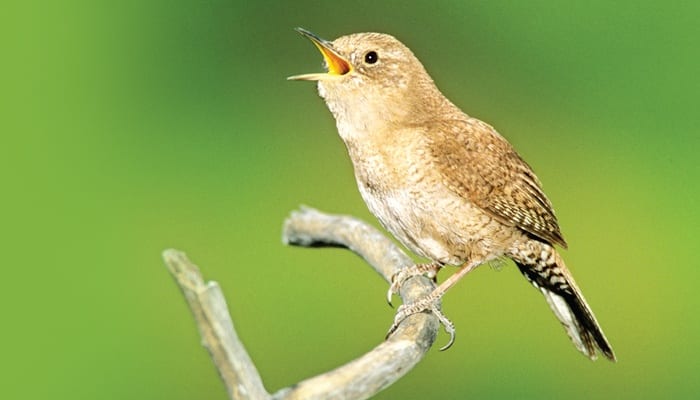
top-left (288, 27), bottom-right (615, 361)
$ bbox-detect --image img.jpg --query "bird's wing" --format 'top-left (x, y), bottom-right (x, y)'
top-left (428, 117), bottom-right (567, 248)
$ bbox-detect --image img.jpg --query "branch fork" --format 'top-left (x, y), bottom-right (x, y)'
top-left (164, 206), bottom-right (441, 400)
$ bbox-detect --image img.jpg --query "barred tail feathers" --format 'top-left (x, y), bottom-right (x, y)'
top-left (514, 245), bottom-right (616, 361)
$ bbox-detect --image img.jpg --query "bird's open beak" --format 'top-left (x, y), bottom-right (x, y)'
top-left (288, 28), bottom-right (352, 81)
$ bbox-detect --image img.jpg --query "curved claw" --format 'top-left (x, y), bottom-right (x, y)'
top-left (386, 272), bottom-right (402, 307)
top-left (386, 297), bottom-right (436, 338)
top-left (431, 304), bottom-right (456, 351)
top-left (386, 295), bottom-right (457, 351)
top-left (385, 303), bottom-right (405, 339)
top-left (386, 263), bottom-right (441, 309)
top-left (439, 333), bottom-right (456, 351)
top-left (385, 320), bottom-right (398, 339)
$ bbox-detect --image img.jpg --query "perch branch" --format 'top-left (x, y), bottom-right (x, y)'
top-left (164, 206), bottom-right (440, 400)
top-left (163, 249), bottom-right (269, 400)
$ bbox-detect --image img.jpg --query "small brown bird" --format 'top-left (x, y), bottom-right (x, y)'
top-left (289, 28), bottom-right (615, 361)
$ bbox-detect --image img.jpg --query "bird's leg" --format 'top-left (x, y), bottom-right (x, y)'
top-left (386, 260), bottom-right (480, 350)
top-left (387, 262), bottom-right (443, 306)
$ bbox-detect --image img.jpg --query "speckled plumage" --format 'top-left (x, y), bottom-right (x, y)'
top-left (290, 29), bottom-right (615, 360)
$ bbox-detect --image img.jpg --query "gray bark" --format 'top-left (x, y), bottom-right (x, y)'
top-left (163, 206), bottom-right (440, 400)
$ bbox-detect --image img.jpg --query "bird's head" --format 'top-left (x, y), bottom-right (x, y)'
top-left (289, 28), bottom-right (440, 139)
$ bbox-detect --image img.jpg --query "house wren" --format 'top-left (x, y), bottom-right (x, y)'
top-left (289, 28), bottom-right (615, 361)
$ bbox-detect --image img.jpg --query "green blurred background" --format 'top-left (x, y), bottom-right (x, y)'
top-left (2, 0), bottom-right (698, 398)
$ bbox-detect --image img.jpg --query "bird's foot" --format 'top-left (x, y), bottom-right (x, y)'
top-left (385, 292), bottom-right (456, 351)
top-left (387, 262), bottom-right (442, 306)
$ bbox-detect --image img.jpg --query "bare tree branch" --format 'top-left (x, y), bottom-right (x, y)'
top-left (163, 249), bottom-right (270, 400)
top-left (164, 206), bottom-right (440, 400)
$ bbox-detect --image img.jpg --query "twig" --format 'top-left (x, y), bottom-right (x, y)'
top-left (163, 249), bottom-right (269, 400)
top-left (164, 206), bottom-right (440, 400)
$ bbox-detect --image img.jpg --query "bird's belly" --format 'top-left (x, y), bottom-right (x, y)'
top-left (357, 180), bottom-right (508, 266)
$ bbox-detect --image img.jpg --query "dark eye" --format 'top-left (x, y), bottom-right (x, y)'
top-left (364, 51), bottom-right (378, 64)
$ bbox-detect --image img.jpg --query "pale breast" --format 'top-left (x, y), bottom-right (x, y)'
top-left (357, 180), bottom-right (444, 261)
top-left (346, 126), bottom-right (517, 266)
top-left (355, 164), bottom-right (512, 266)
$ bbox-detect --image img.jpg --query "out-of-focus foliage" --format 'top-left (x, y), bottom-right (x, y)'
top-left (2, 1), bottom-right (698, 398)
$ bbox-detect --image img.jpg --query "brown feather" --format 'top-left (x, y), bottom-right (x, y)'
top-left (428, 117), bottom-right (567, 248)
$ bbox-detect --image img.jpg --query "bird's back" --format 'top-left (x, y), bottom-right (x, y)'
top-left (427, 115), bottom-right (567, 248)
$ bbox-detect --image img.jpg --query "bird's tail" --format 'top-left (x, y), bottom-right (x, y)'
top-left (513, 244), bottom-right (616, 361)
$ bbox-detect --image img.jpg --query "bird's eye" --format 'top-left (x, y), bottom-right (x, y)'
top-left (364, 51), bottom-right (378, 64)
